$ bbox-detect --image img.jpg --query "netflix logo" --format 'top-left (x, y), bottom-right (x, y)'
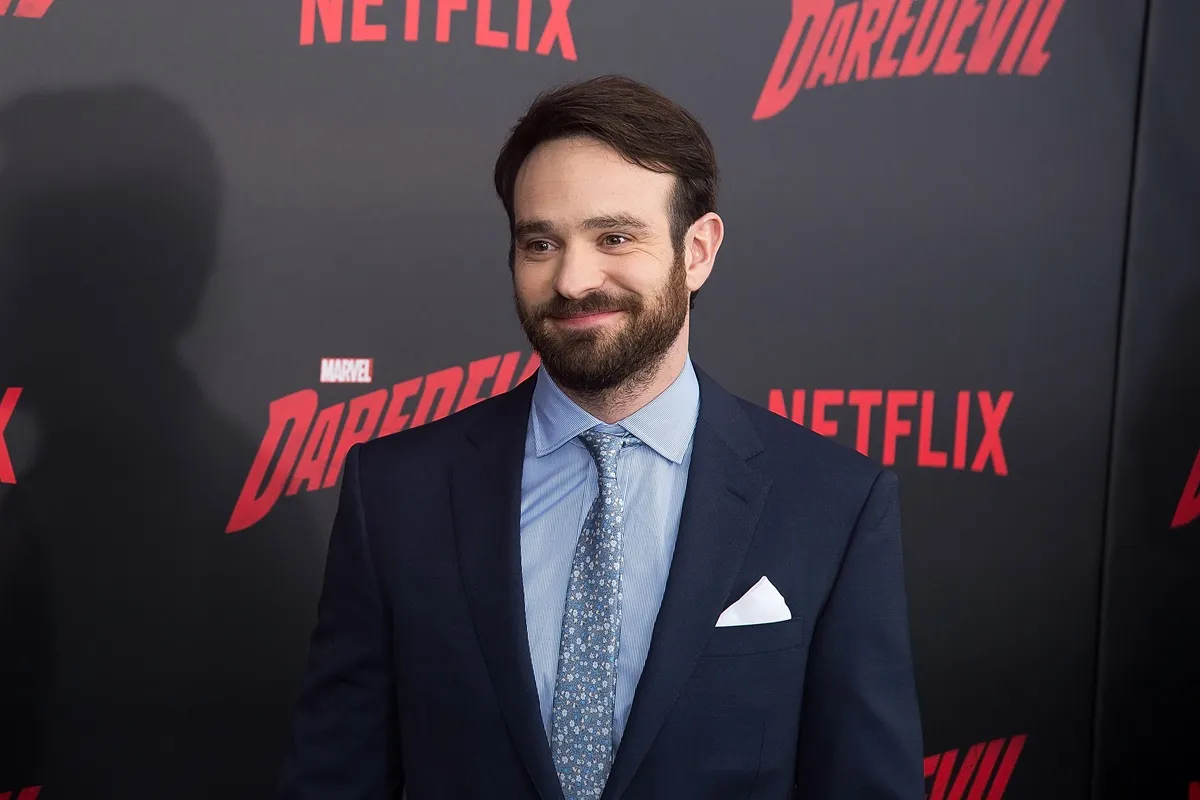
top-left (320, 357), bottom-right (374, 384)
top-left (753, 0), bottom-right (1066, 120)
top-left (299, 0), bottom-right (577, 60)
top-left (925, 734), bottom-right (1026, 798)
top-left (1189, 781), bottom-right (1199, 800)
top-left (0, 0), bottom-right (53, 18)
top-left (0, 387), bottom-right (22, 485)
top-left (1173, 447), bottom-right (1200, 529)
top-left (769, 388), bottom-right (1011, 475)
top-left (228, 350), bottom-right (540, 533)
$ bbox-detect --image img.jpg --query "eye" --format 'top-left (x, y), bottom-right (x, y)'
top-left (602, 234), bottom-right (630, 246)
top-left (525, 240), bottom-right (555, 253)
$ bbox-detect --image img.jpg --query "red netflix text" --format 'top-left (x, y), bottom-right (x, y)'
top-left (925, 734), bottom-right (1026, 798)
top-left (1174, 447), bottom-right (1200, 529)
top-left (0, 0), bottom-right (53, 18)
top-left (0, 787), bottom-right (42, 800)
top-left (753, 0), bottom-right (1066, 120)
top-left (299, 0), bottom-right (577, 60)
top-left (227, 350), bottom-right (540, 533)
top-left (1189, 781), bottom-right (1199, 800)
top-left (0, 387), bottom-right (22, 485)
top-left (768, 388), bottom-right (1012, 475)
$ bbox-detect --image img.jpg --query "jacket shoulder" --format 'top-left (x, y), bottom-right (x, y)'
top-left (734, 396), bottom-right (898, 533)
top-left (355, 379), bottom-right (531, 467)
top-left (736, 395), bottom-right (889, 489)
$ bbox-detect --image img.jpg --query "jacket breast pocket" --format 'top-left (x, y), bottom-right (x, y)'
top-left (701, 617), bottom-right (806, 657)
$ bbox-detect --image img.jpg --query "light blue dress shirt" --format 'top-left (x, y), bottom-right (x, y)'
top-left (519, 356), bottom-right (700, 749)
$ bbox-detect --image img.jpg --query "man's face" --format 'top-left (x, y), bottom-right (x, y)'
top-left (511, 137), bottom-right (690, 396)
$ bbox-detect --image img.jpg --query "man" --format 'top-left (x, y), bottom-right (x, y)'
top-left (277, 75), bottom-right (924, 799)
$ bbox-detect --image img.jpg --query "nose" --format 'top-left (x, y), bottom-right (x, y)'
top-left (551, 243), bottom-right (605, 299)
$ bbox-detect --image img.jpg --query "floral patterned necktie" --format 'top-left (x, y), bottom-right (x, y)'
top-left (549, 427), bottom-right (639, 800)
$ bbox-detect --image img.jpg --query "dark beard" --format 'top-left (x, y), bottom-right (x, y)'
top-left (515, 251), bottom-right (689, 400)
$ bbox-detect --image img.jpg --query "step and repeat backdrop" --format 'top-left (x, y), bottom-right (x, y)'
top-left (0, 1), bottom-right (1193, 798)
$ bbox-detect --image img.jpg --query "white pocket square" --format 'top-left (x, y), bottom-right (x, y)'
top-left (715, 576), bottom-right (792, 627)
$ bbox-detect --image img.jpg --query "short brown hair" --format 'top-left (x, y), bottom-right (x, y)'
top-left (493, 75), bottom-right (719, 306)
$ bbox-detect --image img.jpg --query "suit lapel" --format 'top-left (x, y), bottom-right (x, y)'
top-left (451, 375), bottom-right (565, 800)
top-left (600, 369), bottom-right (772, 800)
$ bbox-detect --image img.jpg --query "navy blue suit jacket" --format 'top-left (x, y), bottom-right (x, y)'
top-left (277, 366), bottom-right (924, 799)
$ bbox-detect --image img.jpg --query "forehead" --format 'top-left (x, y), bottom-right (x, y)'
top-left (513, 137), bottom-right (674, 223)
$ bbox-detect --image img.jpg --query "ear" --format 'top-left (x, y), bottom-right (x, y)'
top-left (683, 212), bottom-right (724, 293)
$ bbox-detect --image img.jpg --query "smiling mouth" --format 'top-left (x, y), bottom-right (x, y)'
top-left (551, 310), bottom-right (622, 324)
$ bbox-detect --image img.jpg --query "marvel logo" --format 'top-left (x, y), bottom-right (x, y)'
top-left (320, 358), bottom-right (374, 384)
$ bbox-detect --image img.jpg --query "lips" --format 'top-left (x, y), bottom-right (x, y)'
top-left (550, 310), bottom-right (622, 327)
top-left (555, 310), bottom-right (618, 320)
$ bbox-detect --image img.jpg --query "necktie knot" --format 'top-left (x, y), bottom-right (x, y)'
top-left (578, 427), bottom-right (638, 475)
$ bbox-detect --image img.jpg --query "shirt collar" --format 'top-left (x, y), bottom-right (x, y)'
top-left (530, 355), bottom-right (700, 465)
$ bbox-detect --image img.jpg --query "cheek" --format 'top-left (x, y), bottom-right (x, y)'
top-left (514, 264), bottom-right (554, 304)
top-left (611, 257), bottom-right (672, 297)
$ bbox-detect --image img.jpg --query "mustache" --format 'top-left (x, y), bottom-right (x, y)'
top-left (528, 292), bottom-right (641, 320)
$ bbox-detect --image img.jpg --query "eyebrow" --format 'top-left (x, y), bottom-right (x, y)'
top-left (514, 213), bottom-right (653, 239)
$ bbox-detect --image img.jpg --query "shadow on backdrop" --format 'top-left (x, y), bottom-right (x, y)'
top-left (0, 85), bottom-right (325, 799)
top-left (1094, 44), bottom-right (1200, 792)
top-left (1095, 282), bottom-right (1200, 796)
